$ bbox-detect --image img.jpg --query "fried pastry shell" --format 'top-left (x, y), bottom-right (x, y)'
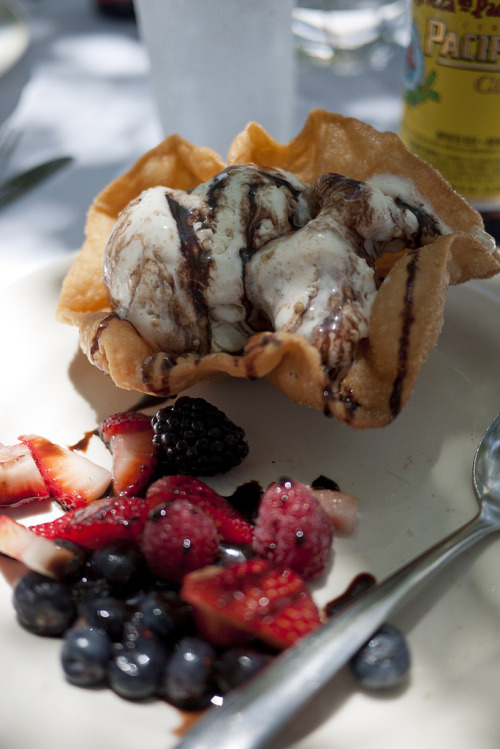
top-left (57, 110), bottom-right (500, 428)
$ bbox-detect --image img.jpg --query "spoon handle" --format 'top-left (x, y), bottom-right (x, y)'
top-left (175, 512), bottom-right (496, 749)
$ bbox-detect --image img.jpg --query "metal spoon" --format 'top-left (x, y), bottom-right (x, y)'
top-left (174, 411), bottom-right (500, 749)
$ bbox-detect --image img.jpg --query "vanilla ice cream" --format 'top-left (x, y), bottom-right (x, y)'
top-left (103, 164), bottom-right (451, 381)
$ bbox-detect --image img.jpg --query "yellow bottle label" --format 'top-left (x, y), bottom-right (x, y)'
top-left (400, 0), bottom-right (500, 208)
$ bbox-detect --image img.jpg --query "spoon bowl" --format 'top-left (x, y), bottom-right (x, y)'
top-left (175, 411), bottom-right (500, 749)
top-left (474, 412), bottom-right (500, 521)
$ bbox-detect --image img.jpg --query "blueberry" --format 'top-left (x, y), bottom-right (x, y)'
top-left (79, 595), bottom-right (131, 642)
top-left (72, 576), bottom-right (113, 608)
top-left (138, 590), bottom-right (195, 644)
top-left (217, 542), bottom-right (254, 566)
top-left (160, 636), bottom-right (217, 709)
top-left (121, 611), bottom-right (147, 644)
top-left (61, 626), bottom-right (112, 687)
top-left (53, 540), bottom-right (89, 583)
top-left (12, 571), bottom-right (76, 636)
top-left (215, 647), bottom-right (272, 693)
top-left (349, 624), bottom-right (410, 690)
top-left (109, 636), bottom-right (168, 700)
top-left (90, 540), bottom-right (146, 595)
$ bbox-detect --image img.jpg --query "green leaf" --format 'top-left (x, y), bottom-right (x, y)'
top-left (426, 70), bottom-right (437, 87)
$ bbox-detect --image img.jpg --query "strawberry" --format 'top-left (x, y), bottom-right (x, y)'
top-left (100, 412), bottom-right (157, 497)
top-left (252, 479), bottom-right (333, 580)
top-left (29, 496), bottom-right (152, 550)
top-left (0, 515), bottom-right (77, 579)
top-left (0, 442), bottom-right (49, 506)
top-left (146, 475), bottom-right (254, 544)
top-left (19, 434), bottom-right (111, 511)
top-left (181, 558), bottom-right (322, 650)
top-left (141, 499), bottom-right (219, 582)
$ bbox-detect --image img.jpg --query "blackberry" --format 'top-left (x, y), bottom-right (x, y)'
top-left (151, 397), bottom-right (249, 476)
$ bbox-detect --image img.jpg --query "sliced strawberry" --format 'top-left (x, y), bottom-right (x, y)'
top-left (146, 475), bottom-right (254, 544)
top-left (181, 558), bottom-right (322, 650)
top-left (29, 496), bottom-right (152, 550)
top-left (0, 442), bottom-right (49, 507)
top-left (20, 435), bottom-right (112, 510)
top-left (20, 434), bottom-right (111, 511)
top-left (100, 412), bottom-right (157, 497)
top-left (0, 515), bottom-right (77, 579)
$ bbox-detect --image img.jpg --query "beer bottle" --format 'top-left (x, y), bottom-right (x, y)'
top-left (400, 1), bottom-right (500, 242)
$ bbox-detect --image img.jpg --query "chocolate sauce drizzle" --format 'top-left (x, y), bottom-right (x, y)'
top-left (254, 167), bottom-right (304, 200)
top-left (204, 165), bottom-right (306, 329)
top-left (394, 197), bottom-right (441, 247)
top-left (324, 572), bottom-right (376, 618)
top-left (322, 382), bottom-right (361, 421)
top-left (389, 251), bottom-right (418, 417)
top-left (90, 313), bottom-right (116, 359)
top-left (141, 351), bottom-right (181, 396)
top-left (204, 168), bottom-right (229, 210)
top-left (165, 194), bottom-right (212, 324)
top-left (244, 180), bottom-right (263, 263)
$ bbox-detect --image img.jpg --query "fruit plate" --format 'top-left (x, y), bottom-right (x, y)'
top-left (1, 254), bottom-right (500, 749)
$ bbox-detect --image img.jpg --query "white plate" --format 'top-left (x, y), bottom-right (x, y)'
top-left (1, 256), bottom-right (500, 749)
top-left (0, 0), bottom-right (28, 79)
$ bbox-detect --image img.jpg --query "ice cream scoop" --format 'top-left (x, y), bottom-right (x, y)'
top-left (245, 172), bottom-right (450, 380)
top-left (104, 165), bottom-right (309, 355)
top-left (104, 165), bottom-right (450, 382)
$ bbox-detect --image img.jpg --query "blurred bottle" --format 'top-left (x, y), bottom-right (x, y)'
top-left (94, 0), bottom-right (135, 19)
top-left (400, 1), bottom-right (500, 243)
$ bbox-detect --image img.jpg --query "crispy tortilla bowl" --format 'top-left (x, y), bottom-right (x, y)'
top-left (57, 109), bottom-right (500, 428)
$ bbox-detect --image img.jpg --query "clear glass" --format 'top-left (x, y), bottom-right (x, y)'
top-left (293, 0), bottom-right (410, 74)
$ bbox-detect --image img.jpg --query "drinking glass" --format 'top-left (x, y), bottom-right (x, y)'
top-left (134, 0), bottom-right (295, 156)
top-left (293, 0), bottom-right (410, 74)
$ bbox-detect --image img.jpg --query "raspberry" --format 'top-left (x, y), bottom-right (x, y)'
top-left (151, 397), bottom-right (248, 476)
top-left (141, 499), bottom-right (219, 582)
top-left (146, 475), bottom-right (254, 544)
top-left (252, 479), bottom-right (333, 580)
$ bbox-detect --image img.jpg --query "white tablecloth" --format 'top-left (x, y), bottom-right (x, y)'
top-left (0, 0), bottom-right (406, 289)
